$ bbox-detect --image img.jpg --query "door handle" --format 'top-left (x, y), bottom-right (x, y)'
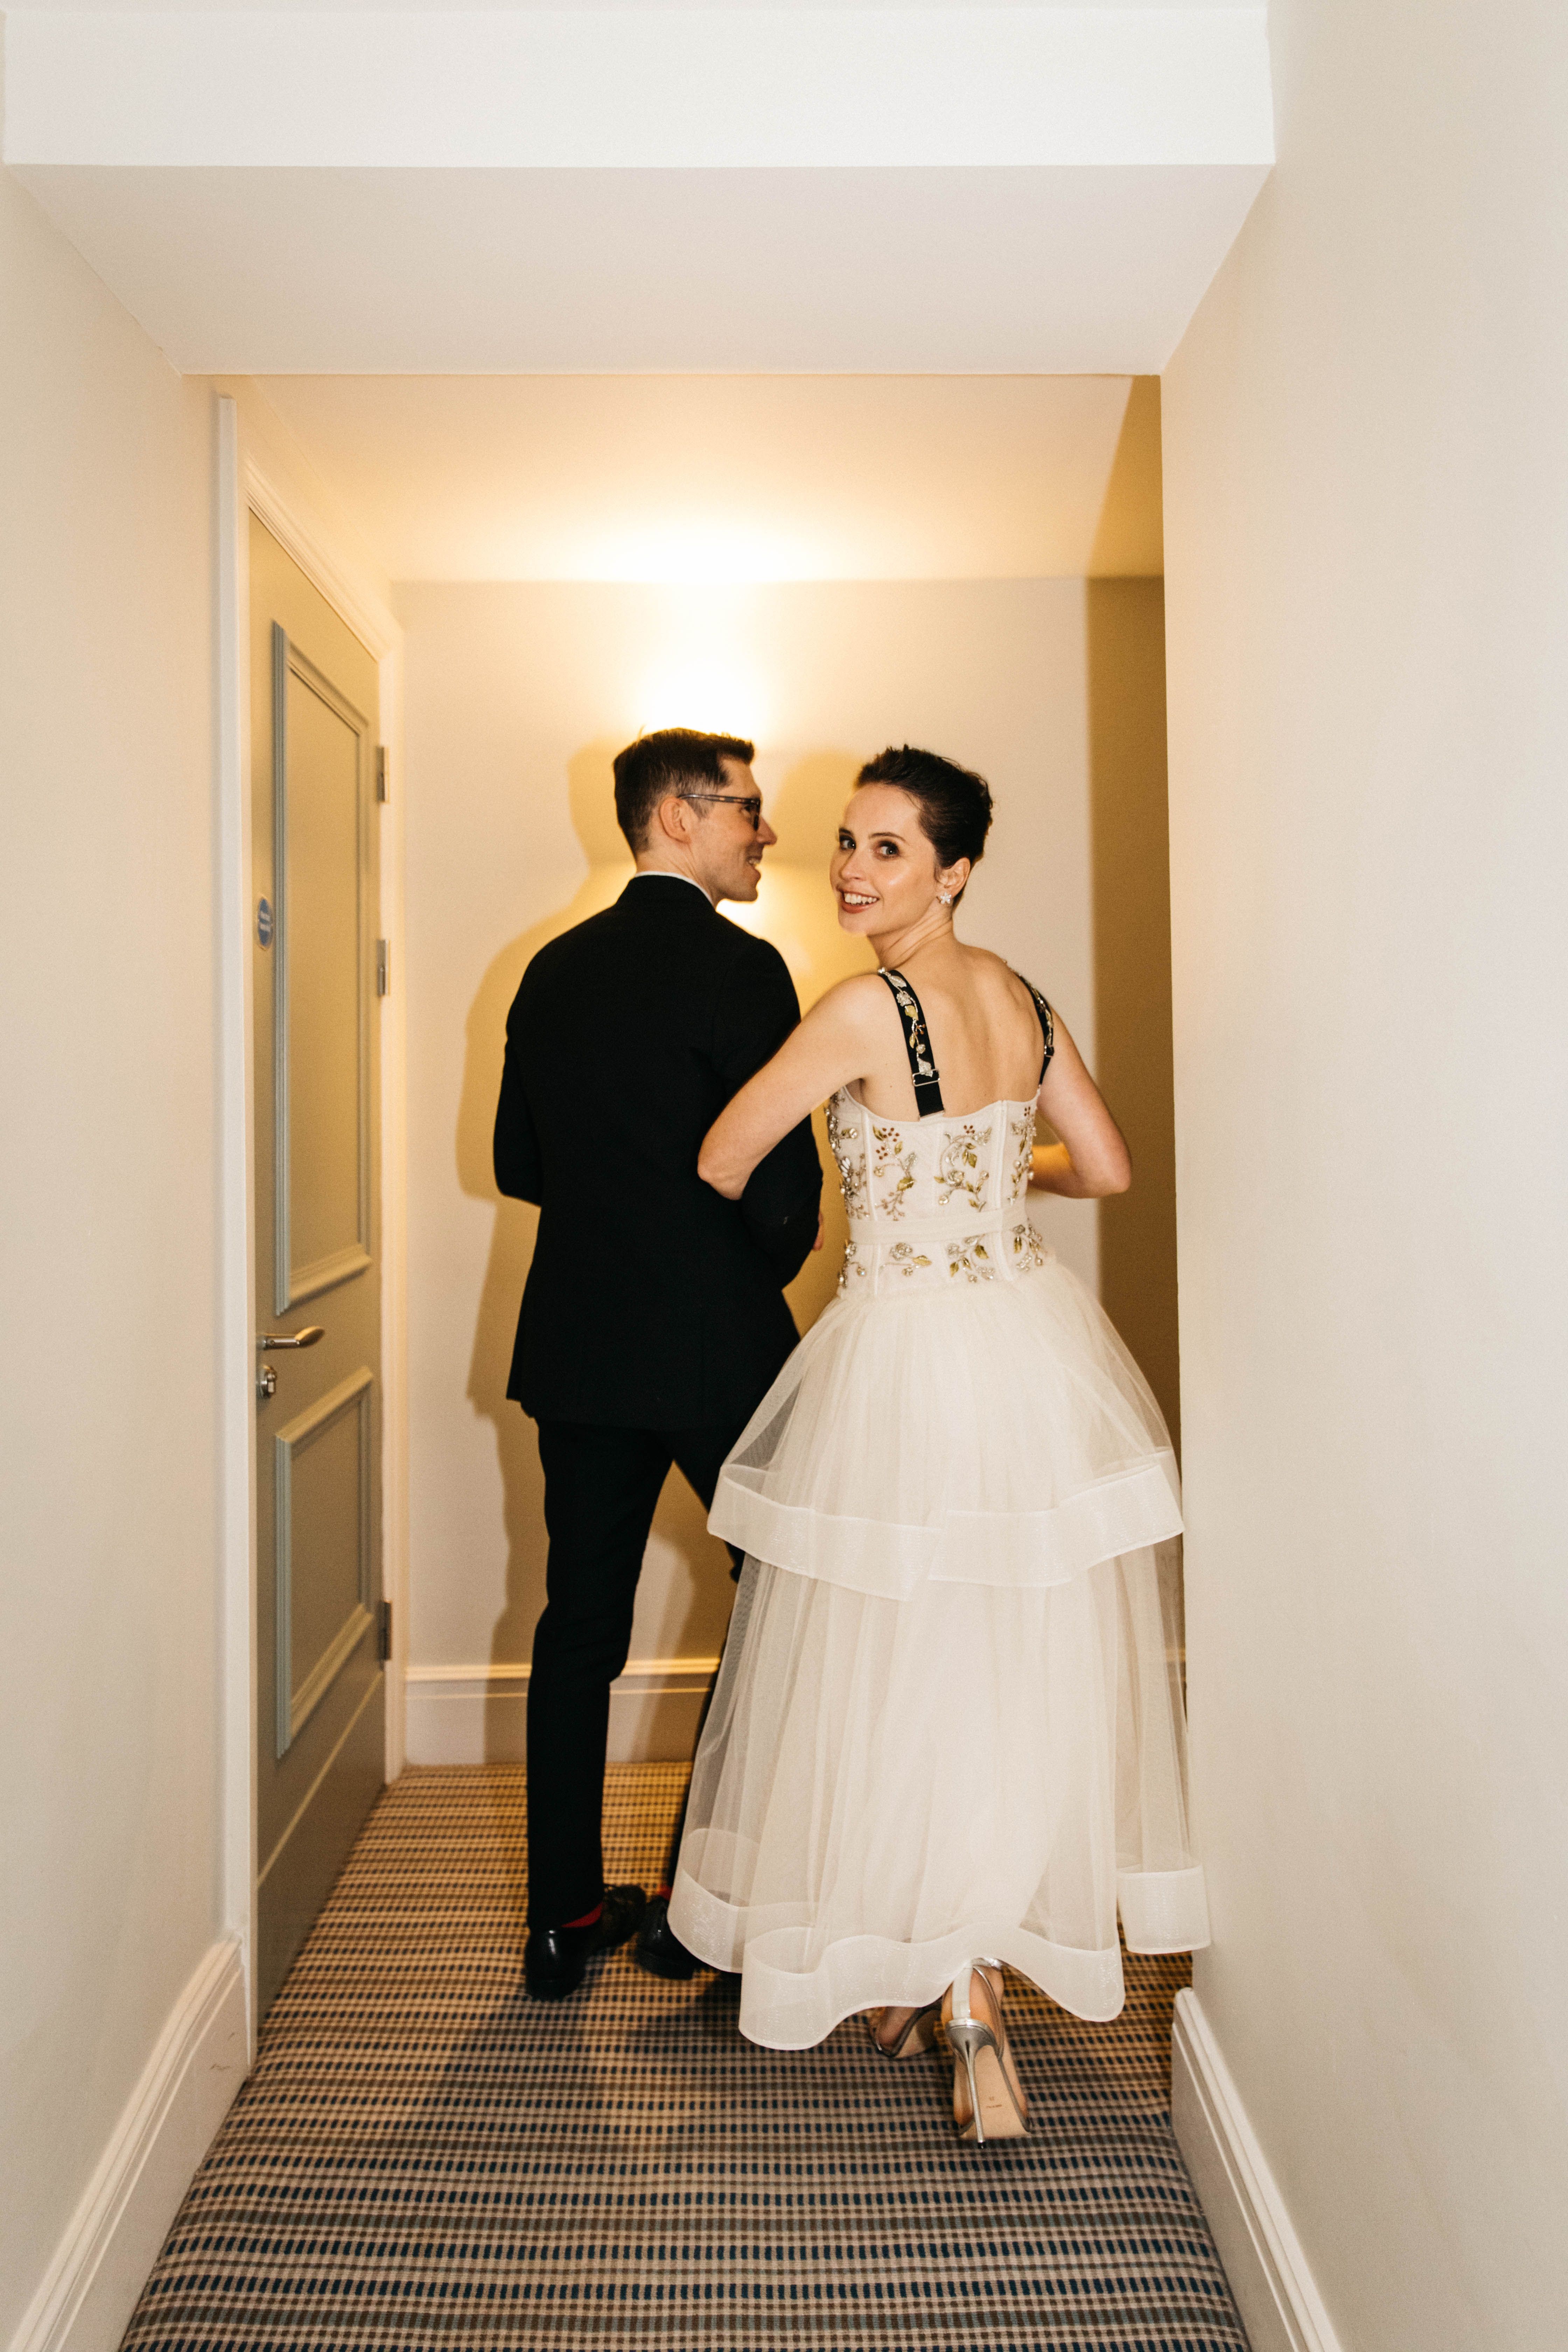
top-left (257, 1326), bottom-right (326, 1350)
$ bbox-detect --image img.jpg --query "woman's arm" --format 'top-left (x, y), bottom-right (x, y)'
top-left (1028, 1013), bottom-right (1132, 1199)
top-left (699, 977), bottom-right (886, 1199)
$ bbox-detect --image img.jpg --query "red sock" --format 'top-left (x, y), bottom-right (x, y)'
top-left (562, 1899), bottom-right (603, 1930)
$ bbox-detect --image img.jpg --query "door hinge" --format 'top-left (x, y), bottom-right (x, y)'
top-left (376, 939), bottom-right (390, 996)
top-left (376, 1599), bottom-right (393, 1663)
top-left (375, 746), bottom-right (388, 803)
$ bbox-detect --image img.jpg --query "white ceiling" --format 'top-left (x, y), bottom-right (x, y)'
top-left (5, 1), bottom-right (1261, 14)
top-left (7, 9), bottom-right (1269, 170)
top-left (258, 372), bottom-right (1163, 582)
top-left (3, 6), bottom-right (1271, 373)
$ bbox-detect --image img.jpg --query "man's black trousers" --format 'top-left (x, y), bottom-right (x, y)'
top-left (527, 1417), bottom-right (743, 1928)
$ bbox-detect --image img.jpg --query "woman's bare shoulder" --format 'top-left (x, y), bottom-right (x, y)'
top-left (814, 969), bottom-right (895, 1023)
top-left (957, 943), bottom-right (1035, 1002)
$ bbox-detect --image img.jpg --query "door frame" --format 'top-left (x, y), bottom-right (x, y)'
top-left (216, 394), bottom-right (408, 2057)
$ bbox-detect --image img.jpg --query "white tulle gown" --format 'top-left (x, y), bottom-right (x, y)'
top-left (668, 994), bottom-right (1210, 2051)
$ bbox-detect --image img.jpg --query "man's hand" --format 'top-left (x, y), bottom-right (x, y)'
top-left (812, 1213), bottom-right (824, 1252)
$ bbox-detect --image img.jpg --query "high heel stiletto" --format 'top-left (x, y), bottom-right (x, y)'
top-left (941, 1963), bottom-right (1028, 2143)
top-left (869, 2000), bottom-right (941, 2059)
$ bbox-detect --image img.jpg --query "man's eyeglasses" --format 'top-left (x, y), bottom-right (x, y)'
top-left (680, 791), bottom-right (764, 831)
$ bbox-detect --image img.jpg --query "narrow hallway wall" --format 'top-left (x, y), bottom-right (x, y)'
top-left (1162, 0), bottom-right (1568, 2342)
top-left (0, 168), bottom-right (224, 2345)
top-left (1088, 578), bottom-right (1179, 1451)
top-left (397, 578), bottom-right (1169, 1755)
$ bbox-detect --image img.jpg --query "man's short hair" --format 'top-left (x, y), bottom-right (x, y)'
top-left (612, 728), bottom-right (756, 854)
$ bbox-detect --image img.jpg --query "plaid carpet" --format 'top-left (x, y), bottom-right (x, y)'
top-left (122, 1765), bottom-right (1247, 2349)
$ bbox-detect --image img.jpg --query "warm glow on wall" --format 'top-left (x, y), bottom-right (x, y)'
top-left (256, 376), bottom-right (1167, 582)
top-left (637, 650), bottom-right (768, 740)
top-left (586, 520), bottom-right (816, 586)
top-left (635, 589), bottom-right (771, 742)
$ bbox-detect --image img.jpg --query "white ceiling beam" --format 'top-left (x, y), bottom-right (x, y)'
top-left (8, 161), bottom-right (1270, 372)
top-left (4, 7), bottom-right (1273, 170)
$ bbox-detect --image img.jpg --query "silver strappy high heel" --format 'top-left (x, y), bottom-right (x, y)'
top-left (869, 1999), bottom-right (942, 2059)
top-left (941, 1962), bottom-right (1028, 2143)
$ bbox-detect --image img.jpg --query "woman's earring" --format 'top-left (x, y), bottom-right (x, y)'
top-left (938, 890), bottom-right (953, 907)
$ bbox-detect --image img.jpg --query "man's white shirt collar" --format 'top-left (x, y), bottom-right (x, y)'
top-left (628, 869), bottom-right (714, 906)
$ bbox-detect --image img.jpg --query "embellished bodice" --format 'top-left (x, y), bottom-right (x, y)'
top-left (825, 962), bottom-right (1056, 1296)
top-left (828, 1089), bottom-right (1051, 1294)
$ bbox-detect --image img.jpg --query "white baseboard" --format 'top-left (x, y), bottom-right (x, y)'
top-left (404, 1658), bottom-right (719, 1767)
top-left (10, 1937), bottom-right (247, 2352)
top-left (1172, 1987), bottom-right (1345, 2352)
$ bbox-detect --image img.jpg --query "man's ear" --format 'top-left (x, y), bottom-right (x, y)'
top-left (652, 792), bottom-right (698, 848)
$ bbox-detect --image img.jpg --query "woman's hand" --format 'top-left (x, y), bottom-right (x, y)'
top-left (1027, 1014), bottom-right (1132, 1199)
top-left (699, 978), bottom-right (887, 1199)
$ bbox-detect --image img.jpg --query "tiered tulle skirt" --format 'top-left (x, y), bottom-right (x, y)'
top-left (667, 1251), bottom-right (1211, 2049)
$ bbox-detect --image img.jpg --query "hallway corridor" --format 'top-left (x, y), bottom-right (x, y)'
top-left (121, 1768), bottom-right (1245, 2348)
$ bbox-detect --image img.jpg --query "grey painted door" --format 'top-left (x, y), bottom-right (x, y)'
top-left (251, 515), bottom-right (385, 2019)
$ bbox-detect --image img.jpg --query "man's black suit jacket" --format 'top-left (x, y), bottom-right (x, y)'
top-left (493, 875), bottom-right (823, 1429)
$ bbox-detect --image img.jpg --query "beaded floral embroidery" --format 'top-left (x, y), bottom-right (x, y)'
top-left (1008, 1110), bottom-right (1037, 1200)
top-left (936, 1121), bottom-right (992, 1213)
top-left (945, 1235), bottom-right (999, 1284)
top-left (837, 1245), bottom-right (870, 1294)
top-left (1008, 1221), bottom-right (1051, 1272)
top-left (825, 1091), bottom-right (867, 1219)
top-left (870, 1124), bottom-right (918, 1218)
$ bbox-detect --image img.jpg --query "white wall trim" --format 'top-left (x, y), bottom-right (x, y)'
top-left (1172, 1988), bottom-right (1346, 2352)
top-left (405, 1658), bottom-right (719, 1768)
top-left (244, 454), bottom-right (401, 672)
top-left (7, 1939), bottom-right (246, 2352)
top-left (216, 391), bottom-right (407, 2062)
top-left (215, 396), bottom-right (260, 2043)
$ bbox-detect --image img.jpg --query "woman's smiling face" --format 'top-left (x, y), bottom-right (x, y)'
top-left (830, 783), bottom-right (957, 933)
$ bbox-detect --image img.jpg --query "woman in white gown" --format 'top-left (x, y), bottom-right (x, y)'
top-left (667, 746), bottom-right (1209, 2143)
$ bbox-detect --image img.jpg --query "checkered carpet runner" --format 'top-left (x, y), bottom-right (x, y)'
top-left (122, 1765), bottom-right (1248, 2347)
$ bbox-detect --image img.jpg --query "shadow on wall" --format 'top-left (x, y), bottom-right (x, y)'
top-left (454, 740), bottom-right (628, 1758)
top-left (1091, 376), bottom-right (1164, 577)
top-left (453, 737), bottom-right (873, 1759)
top-left (1086, 577), bottom-right (1181, 1454)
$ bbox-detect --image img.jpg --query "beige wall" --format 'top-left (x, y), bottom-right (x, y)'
top-left (398, 576), bottom-right (1176, 1697)
top-left (1162, 0), bottom-right (1568, 2342)
top-left (0, 169), bottom-right (220, 2337)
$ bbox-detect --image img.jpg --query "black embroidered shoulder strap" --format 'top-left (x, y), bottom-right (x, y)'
top-left (877, 967), bottom-right (945, 1117)
top-left (1016, 972), bottom-right (1055, 1085)
top-left (879, 966), bottom-right (1053, 1113)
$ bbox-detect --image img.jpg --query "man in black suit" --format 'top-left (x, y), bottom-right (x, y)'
top-left (494, 728), bottom-right (822, 2000)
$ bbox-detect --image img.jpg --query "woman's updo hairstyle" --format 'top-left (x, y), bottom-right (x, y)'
top-left (855, 744), bottom-right (993, 903)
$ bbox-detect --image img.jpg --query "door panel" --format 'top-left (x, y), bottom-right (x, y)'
top-left (274, 1369), bottom-right (375, 1754)
top-left (275, 640), bottom-right (372, 1309)
top-left (251, 514), bottom-right (384, 2019)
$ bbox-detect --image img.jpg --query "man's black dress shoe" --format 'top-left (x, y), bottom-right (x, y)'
top-left (634, 1894), bottom-right (703, 1981)
top-left (524, 1884), bottom-right (646, 2001)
